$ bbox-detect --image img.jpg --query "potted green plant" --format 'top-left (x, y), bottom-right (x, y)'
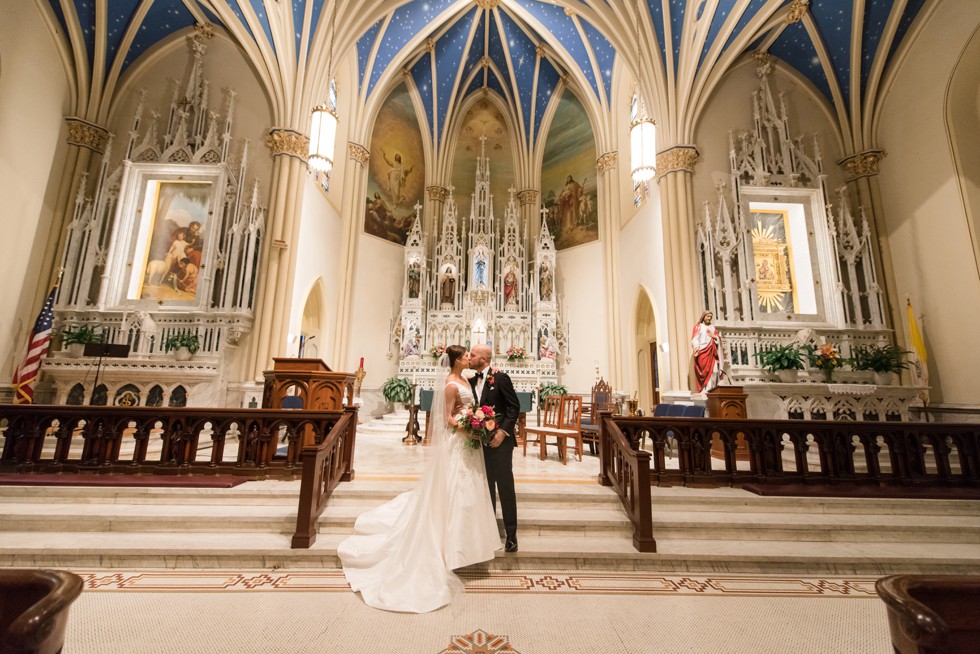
top-left (538, 381), bottom-right (567, 403)
top-left (61, 324), bottom-right (103, 357)
top-left (164, 332), bottom-right (200, 361)
top-left (755, 343), bottom-right (806, 382)
top-left (853, 344), bottom-right (908, 385)
top-left (381, 376), bottom-right (412, 407)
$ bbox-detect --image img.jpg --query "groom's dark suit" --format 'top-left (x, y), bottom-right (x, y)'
top-left (472, 367), bottom-right (521, 542)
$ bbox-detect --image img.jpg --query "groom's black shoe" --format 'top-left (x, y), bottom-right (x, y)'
top-left (505, 538), bottom-right (518, 553)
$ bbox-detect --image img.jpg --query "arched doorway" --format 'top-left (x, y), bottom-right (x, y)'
top-left (300, 280), bottom-right (325, 359)
top-left (633, 289), bottom-right (659, 412)
top-left (946, 25), bottom-right (980, 276)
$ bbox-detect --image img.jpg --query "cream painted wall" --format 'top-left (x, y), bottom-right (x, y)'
top-left (555, 240), bottom-right (607, 395)
top-left (287, 179), bottom-right (343, 363)
top-left (347, 234), bottom-right (407, 388)
top-left (877, 0), bottom-right (980, 407)
top-left (0, 2), bottom-right (70, 379)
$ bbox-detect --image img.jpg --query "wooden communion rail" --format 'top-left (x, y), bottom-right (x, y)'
top-left (597, 413), bottom-right (980, 552)
top-left (0, 404), bottom-right (358, 549)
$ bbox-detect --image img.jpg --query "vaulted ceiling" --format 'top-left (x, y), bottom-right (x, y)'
top-left (43, 0), bottom-right (931, 145)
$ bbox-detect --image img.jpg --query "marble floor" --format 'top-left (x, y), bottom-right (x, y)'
top-left (8, 418), bottom-right (970, 652)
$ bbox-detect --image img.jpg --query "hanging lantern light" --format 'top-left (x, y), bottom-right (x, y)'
top-left (308, 102), bottom-right (338, 172)
top-left (308, 0), bottom-right (338, 174)
top-left (630, 117), bottom-right (656, 183)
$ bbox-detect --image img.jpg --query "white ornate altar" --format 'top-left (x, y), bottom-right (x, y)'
top-left (697, 56), bottom-right (923, 419)
top-left (390, 138), bottom-right (566, 392)
top-left (41, 29), bottom-right (264, 408)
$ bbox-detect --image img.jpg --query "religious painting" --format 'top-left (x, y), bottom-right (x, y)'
top-left (131, 181), bottom-right (211, 303)
top-left (541, 90), bottom-right (599, 250)
top-left (366, 83), bottom-right (425, 245)
top-left (750, 209), bottom-right (796, 313)
top-left (451, 99), bottom-right (515, 220)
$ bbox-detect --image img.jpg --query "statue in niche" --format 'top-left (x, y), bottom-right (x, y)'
top-left (538, 326), bottom-right (557, 360)
top-left (474, 255), bottom-right (487, 287)
top-left (539, 260), bottom-right (553, 302)
top-left (503, 264), bottom-right (518, 308)
top-left (407, 261), bottom-right (421, 299)
top-left (440, 266), bottom-right (456, 306)
top-left (403, 330), bottom-right (421, 356)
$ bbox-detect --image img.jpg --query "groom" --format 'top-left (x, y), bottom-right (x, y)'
top-left (469, 344), bottom-right (521, 552)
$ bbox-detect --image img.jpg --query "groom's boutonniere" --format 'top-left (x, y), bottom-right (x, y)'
top-left (487, 374), bottom-right (496, 386)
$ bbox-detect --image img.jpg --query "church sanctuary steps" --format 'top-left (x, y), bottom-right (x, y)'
top-left (0, 482), bottom-right (977, 575)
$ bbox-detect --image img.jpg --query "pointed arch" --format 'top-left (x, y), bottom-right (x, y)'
top-left (631, 285), bottom-right (661, 411)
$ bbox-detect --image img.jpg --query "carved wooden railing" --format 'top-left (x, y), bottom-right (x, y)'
top-left (609, 416), bottom-right (980, 488)
top-left (0, 405), bottom-right (353, 480)
top-left (598, 415), bottom-right (978, 552)
top-left (597, 411), bottom-right (656, 552)
top-left (292, 406), bottom-right (358, 548)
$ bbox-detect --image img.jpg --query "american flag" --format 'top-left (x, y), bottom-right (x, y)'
top-left (12, 287), bottom-right (56, 404)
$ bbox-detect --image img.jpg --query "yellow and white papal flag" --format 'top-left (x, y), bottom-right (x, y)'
top-left (906, 300), bottom-right (929, 405)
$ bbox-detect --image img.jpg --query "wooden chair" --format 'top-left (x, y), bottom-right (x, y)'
top-left (0, 569), bottom-right (83, 654)
top-left (581, 378), bottom-right (613, 455)
top-left (523, 395), bottom-right (561, 458)
top-left (528, 395), bottom-right (583, 465)
top-left (554, 395), bottom-right (584, 463)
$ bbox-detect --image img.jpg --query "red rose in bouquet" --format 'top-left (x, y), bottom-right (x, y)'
top-left (454, 404), bottom-right (497, 450)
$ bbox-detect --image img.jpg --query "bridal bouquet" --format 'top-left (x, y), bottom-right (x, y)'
top-left (454, 404), bottom-right (497, 450)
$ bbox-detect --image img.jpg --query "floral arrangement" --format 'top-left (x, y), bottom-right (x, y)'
top-left (431, 343), bottom-right (447, 359)
top-left (807, 343), bottom-right (843, 371)
top-left (506, 346), bottom-right (527, 361)
top-left (454, 404), bottom-right (497, 450)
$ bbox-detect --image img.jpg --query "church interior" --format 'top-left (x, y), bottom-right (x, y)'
top-left (1, 0), bottom-right (979, 652)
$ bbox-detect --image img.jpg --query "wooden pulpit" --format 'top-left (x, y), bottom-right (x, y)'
top-left (263, 358), bottom-right (356, 447)
top-left (707, 385), bottom-right (749, 461)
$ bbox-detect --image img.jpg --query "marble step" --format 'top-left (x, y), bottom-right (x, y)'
top-left (0, 504), bottom-right (634, 538)
top-left (1, 497), bottom-right (974, 544)
top-left (1, 530), bottom-right (977, 576)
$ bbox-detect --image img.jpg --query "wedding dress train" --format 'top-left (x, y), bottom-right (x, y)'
top-left (338, 381), bottom-right (500, 612)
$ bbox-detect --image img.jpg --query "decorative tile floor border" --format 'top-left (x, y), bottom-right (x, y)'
top-left (74, 569), bottom-right (880, 598)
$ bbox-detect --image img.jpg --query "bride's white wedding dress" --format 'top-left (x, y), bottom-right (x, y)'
top-left (338, 380), bottom-right (501, 612)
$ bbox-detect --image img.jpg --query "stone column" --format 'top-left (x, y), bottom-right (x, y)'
top-left (838, 149), bottom-right (906, 346)
top-left (656, 146), bottom-right (701, 392)
top-left (331, 141), bottom-right (371, 369)
top-left (34, 118), bottom-right (110, 306)
top-left (247, 128), bottom-right (308, 379)
top-left (596, 151), bottom-right (623, 390)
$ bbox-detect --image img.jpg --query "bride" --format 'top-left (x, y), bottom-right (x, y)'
top-left (338, 344), bottom-right (501, 612)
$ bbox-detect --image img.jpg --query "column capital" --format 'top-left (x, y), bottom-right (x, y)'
top-left (426, 185), bottom-right (448, 202)
top-left (596, 151), bottom-right (618, 174)
top-left (265, 128), bottom-right (308, 162)
top-left (838, 149), bottom-right (887, 181)
top-left (517, 189), bottom-right (538, 206)
top-left (348, 142), bottom-right (370, 166)
top-left (64, 117), bottom-right (110, 154)
top-left (656, 146), bottom-right (700, 178)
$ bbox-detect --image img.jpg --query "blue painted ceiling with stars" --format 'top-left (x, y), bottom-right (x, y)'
top-left (47, 0), bottom-right (929, 140)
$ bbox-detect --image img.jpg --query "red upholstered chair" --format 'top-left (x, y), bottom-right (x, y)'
top-left (0, 569), bottom-right (83, 654)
